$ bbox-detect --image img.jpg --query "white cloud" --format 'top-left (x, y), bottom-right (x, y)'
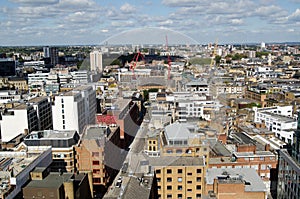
top-left (288, 8), bottom-right (300, 21)
top-left (120, 3), bottom-right (136, 13)
top-left (231, 19), bottom-right (244, 25)
top-left (9, 0), bottom-right (59, 5)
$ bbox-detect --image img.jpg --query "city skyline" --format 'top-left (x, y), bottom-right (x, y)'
top-left (0, 0), bottom-right (299, 46)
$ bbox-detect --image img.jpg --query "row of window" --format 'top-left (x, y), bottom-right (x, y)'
top-left (156, 168), bottom-right (202, 174)
top-left (158, 185), bottom-right (201, 190)
top-left (158, 193), bottom-right (202, 199)
top-left (157, 177), bottom-right (202, 183)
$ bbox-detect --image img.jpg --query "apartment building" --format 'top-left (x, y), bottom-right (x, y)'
top-left (76, 125), bottom-right (123, 194)
top-left (24, 130), bottom-right (80, 172)
top-left (149, 157), bottom-right (205, 199)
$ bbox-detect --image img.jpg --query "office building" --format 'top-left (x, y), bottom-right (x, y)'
top-left (0, 59), bottom-right (16, 76)
top-left (52, 85), bottom-right (96, 134)
top-left (277, 112), bottom-right (300, 199)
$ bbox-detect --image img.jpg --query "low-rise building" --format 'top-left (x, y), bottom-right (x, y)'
top-left (205, 168), bottom-right (267, 199)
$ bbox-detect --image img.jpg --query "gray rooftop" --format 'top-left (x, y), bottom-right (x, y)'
top-left (164, 123), bottom-right (202, 141)
top-left (148, 156), bottom-right (204, 167)
top-left (206, 168), bottom-right (267, 192)
top-left (25, 172), bottom-right (73, 189)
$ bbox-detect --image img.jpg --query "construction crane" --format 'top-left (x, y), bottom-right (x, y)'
top-left (166, 35), bottom-right (171, 80)
top-left (210, 38), bottom-right (218, 68)
top-left (130, 49), bottom-right (144, 79)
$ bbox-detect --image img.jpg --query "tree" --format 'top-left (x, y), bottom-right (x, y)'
top-left (215, 55), bottom-right (221, 65)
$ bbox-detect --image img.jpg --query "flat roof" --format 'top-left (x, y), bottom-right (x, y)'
top-left (25, 172), bottom-right (73, 189)
top-left (148, 156), bottom-right (204, 167)
top-left (164, 123), bottom-right (202, 141)
top-left (83, 126), bottom-right (107, 140)
top-left (206, 168), bottom-right (267, 192)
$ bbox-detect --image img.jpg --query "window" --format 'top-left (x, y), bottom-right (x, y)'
top-left (196, 185), bottom-right (201, 190)
top-left (167, 169), bottom-right (172, 174)
top-left (176, 149), bottom-right (182, 154)
top-left (196, 194), bottom-right (202, 198)
top-left (92, 161), bottom-right (100, 165)
top-left (149, 141), bottom-right (152, 144)
top-left (197, 169), bottom-right (202, 174)
top-left (167, 194), bottom-right (172, 198)
top-left (187, 189), bottom-right (192, 192)
top-left (187, 172), bottom-right (192, 175)
top-left (157, 178), bottom-right (161, 182)
top-left (187, 181), bottom-right (192, 184)
top-left (178, 169), bottom-right (182, 174)
top-left (196, 177), bottom-right (201, 182)
top-left (156, 169), bottom-right (161, 174)
top-left (157, 186), bottom-right (161, 190)
top-left (92, 178), bottom-right (101, 183)
top-left (178, 194), bottom-right (182, 198)
top-left (93, 169), bottom-right (100, 174)
top-left (153, 141), bottom-right (156, 144)
top-left (167, 185), bottom-right (172, 190)
top-left (178, 177), bottom-right (182, 182)
top-left (178, 185), bottom-right (182, 190)
top-left (167, 150), bottom-right (173, 154)
top-left (167, 177), bottom-right (172, 182)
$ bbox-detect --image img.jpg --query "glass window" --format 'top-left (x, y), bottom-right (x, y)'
top-left (178, 169), bottom-right (182, 174)
top-left (178, 177), bottom-right (182, 182)
top-left (167, 177), bottom-right (172, 182)
top-left (167, 169), bottom-right (172, 174)
top-left (167, 186), bottom-right (172, 190)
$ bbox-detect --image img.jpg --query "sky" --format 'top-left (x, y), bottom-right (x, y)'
top-left (0, 0), bottom-right (299, 45)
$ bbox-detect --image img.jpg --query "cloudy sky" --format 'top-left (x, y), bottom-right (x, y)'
top-left (0, 0), bottom-right (299, 45)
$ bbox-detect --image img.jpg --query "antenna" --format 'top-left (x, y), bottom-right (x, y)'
top-left (166, 35), bottom-right (171, 80)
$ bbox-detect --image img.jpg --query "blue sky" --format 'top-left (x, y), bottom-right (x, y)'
top-left (0, 0), bottom-right (299, 45)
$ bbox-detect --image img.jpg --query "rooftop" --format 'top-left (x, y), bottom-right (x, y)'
top-left (164, 123), bottom-right (204, 142)
top-left (25, 172), bottom-right (74, 188)
top-left (206, 168), bottom-right (267, 192)
top-left (148, 156), bottom-right (204, 167)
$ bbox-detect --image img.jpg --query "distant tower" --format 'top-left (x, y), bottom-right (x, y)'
top-left (50, 47), bottom-right (58, 66)
top-left (90, 51), bottom-right (103, 72)
top-left (261, 42), bottom-right (266, 49)
top-left (268, 53), bottom-right (272, 66)
top-left (43, 46), bottom-right (50, 58)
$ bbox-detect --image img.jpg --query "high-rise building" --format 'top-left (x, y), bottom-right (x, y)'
top-left (52, 85), bottom-right (96, 134)
top-left (50, 47), bottom-right (59, 66)
top-left (90, 51), bottom-right (103, 72)
top-left (43, 46), bottom-right (50, 58)
top-left (277, 112), bottom-right (300, 199)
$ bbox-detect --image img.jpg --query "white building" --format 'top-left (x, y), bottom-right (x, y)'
top-left (52, 85), bottom-right (96, 134)
top-left (90, 51), bottom-right (103, 72)
top-left (0, 104), bottom-right (38, 142)
top-left (0, 97), bottom-right (53, 142)
top-left (253, 106), bottom-right (297, 144)
top-left (28, 72), bottom-right (49, 85)
top-left (71, 70), bottom-right (90, 84)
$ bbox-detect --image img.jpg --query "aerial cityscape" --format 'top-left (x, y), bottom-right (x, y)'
top-left (0, 0), bottom-right (300, 199)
